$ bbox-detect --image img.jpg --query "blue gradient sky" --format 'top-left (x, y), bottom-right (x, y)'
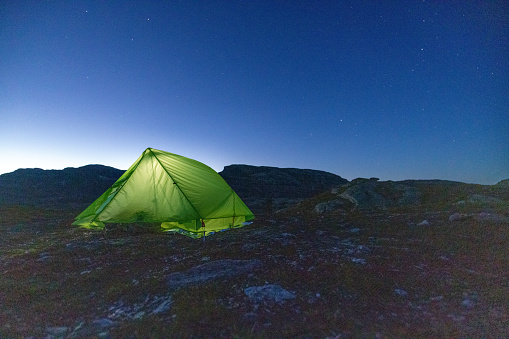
top-left (1, 1), bottom-right (508, 184)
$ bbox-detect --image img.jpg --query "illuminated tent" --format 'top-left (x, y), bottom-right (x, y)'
top-left (73, 148), bottom-right (254, 238)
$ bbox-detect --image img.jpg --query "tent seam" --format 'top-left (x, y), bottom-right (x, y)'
top-left (148, 148), bottom-right (204, 220)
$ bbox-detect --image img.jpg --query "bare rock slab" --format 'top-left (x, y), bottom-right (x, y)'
top-left (166, 259), bottom-right (261, 290)
top-left (244, 284), bottom-right (296, 303)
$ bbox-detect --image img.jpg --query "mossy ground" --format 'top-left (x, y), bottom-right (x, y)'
top-left (0, 205), bottom-right (508, 338)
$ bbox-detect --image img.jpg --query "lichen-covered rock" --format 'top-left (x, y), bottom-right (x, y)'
top-left (449, 213), bottom-right (473, 221)
top-left (46, 326), bottom-right (69, 337)
top-left (476, 212), bottom-right (509, 223)
top-left (338, 179), bottom-right (420, 210)
top-left (108, 295), bottom-right (173, 321)
top-left (166, 259), bottom-right (261, 290)
top-left (244, 284), bottom-right (296, 303)
top-left (468, 194), bottom-right (504, 205)
top-left (314, 199), bottom-right (347, 213)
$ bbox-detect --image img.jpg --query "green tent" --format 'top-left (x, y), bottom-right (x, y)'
top-left (73, 148), bottom-right (254, 238)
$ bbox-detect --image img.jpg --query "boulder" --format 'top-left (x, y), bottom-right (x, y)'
top-left (449, 213), bottom-right (473, 221)
top-left (338, 179), bottom-right (420, 210)
top-left (314, 199), bottom-right (346, 213)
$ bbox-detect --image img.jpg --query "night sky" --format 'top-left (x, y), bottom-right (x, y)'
top-left (1, 1), bottom-right (508, 184)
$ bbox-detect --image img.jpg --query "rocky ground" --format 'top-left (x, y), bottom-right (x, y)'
top-left (1, 200), bottom-right (508, 338)
top-left (1, 167), bottom-right (508, 338)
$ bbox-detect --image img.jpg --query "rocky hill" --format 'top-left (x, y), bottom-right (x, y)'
top-left (283, 177), bottom-right (509, 223)
top-left (1, 165), bottom-right (507, 219)
top-left (219, 165), bottom-right (348, 214)
top-left (326, 177), bottom-right (509, 211)
top-left (0, 165), bottom-right (124, 208)
top-left (0, 165), bottom-right (348, 214)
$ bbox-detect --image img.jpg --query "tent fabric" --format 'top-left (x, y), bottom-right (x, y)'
top-left (73, 148), bottom-right (254, 237)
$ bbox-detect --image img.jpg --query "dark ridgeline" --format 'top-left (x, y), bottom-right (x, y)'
top-left (0, 164), bottom-right (348, 213)
top-left (0, 164), bottom-right (507, 215)
top-left (0, 165), bottom-right (124, 208)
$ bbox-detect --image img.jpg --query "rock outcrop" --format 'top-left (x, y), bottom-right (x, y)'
top-left (496, 179), bottom-right (509, 187)
top-left (312, 177), bottom-right (509, 213)
top-left (219, 165), bottom-right (348, 213)
top-left (166, 259), bottom-right (262, 291)
top-left (244, 284), bottom-right (296, 304)
top-left (336, 178), bottom-right (421, 210)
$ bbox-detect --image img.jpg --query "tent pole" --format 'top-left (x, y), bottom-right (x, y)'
top-left (201, 219), bottom-right (206, 243)
top-left (232, 191), bottom-right (235, 230)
